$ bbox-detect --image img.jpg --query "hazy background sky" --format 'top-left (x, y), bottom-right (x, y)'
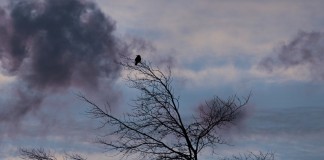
top-left (1, 0), bottom-right (324, 160)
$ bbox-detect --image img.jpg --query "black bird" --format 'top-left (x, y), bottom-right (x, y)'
top-left (135, 55), bottom-right (141, 65)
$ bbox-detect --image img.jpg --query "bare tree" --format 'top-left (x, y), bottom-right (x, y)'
top-left (222, 152), bottom-right (275, 160)
top-left (19, 148), bottom-right (86, 160)
top-left (80, 57), bottom-right (250, 160)
top-left (19, 148), bottom-right (56, 160)
top-left (64, 153), bottom-right (87, 160)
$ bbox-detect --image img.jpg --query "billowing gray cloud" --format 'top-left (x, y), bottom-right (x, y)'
top-left (2, 0), bottom-right (122, 89)
top-left (259, 31), bottom-right (324, 81)
top-left (0, 0), bottom-right (128, 123)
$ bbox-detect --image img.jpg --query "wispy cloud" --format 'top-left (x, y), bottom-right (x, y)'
top-left (259, 31), bottom-right (324, 82)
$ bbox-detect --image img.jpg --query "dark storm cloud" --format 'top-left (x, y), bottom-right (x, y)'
top-left (259, 31), bottom-right (324, 81)
top-left (3, 0), bottom-right (121, 89)
top-left (0, 0), bottom-right (129, 123)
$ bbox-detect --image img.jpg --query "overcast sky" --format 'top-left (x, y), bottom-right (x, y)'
top-left (1, 0), bottom-right (324, 160)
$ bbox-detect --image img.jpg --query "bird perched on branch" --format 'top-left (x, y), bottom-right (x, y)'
top-left (135, 55), bottom-right (141, 65)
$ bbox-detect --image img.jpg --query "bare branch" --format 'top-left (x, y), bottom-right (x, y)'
top-left (64, 152), bottom-right (87, 160)
top-left (221, 151), bottom-right (275, 160)
top-left (19, 148), bottom-right (56, 160)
